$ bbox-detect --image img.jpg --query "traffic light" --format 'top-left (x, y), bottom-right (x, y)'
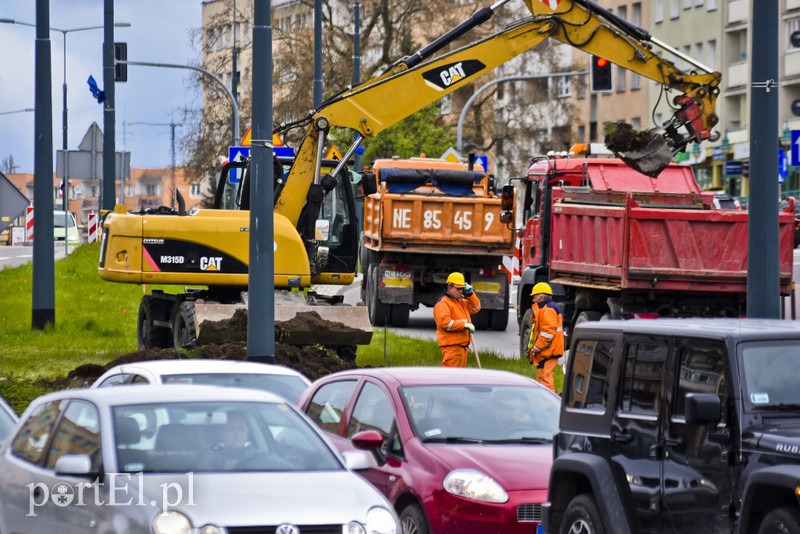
top-left (114, 42), bottom-right (127, 82)
top-left (590, 55), bottom-right (613, 93)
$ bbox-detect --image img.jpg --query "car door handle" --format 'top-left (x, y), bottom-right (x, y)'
top-left (611, 430), bottom-right (632, 443)
top-left (663, 435), bottom-right (683, 447)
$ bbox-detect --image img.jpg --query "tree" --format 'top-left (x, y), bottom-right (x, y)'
top-left (361, 102), bottom-right (455, 164)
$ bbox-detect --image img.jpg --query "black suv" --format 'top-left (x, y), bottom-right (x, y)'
top-left (543, 319), bottom-right (800, 534)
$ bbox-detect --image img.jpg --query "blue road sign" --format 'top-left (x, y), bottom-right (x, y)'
top-left (779, 149), bottom-right (789, 184)
top-left (792, 130), bottom-right (800, 166)
top-left (475, 155), bottom-right (489, 173)
top-left (227, 146), bottom-right (251, 183)
top-left (724, 161), bottom-right (743, 176)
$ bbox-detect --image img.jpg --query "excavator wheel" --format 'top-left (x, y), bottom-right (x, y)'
top-left (138, 295), bottom-right (171, 351)
top-left (172, 300), bottom-right (198, 349)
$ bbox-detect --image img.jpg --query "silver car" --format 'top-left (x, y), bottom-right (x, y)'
top-left (91, 359), bottom-right (311, 403)
top-left (0, 385), bottom-right (399, 534)
top-left (0, 396), bottom-right (16, 443)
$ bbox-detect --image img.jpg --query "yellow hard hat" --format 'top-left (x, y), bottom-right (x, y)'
top-left (530, 282), bottom-right (553, 296)
top-left (446, 272), bottom-right (466, 287)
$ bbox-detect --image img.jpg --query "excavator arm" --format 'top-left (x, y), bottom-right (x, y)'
top-left (276, 0), bottom-right (721, 230)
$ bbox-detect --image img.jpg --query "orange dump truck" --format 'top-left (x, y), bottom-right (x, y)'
top-left (360, 158), bottom-right (515, 330)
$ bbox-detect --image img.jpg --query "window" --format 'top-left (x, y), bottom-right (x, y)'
top-left (576, 74), bottom-right (586, 100)
top-left (565, 339), bottom-right (614, 412)
top-left (631, 72), bottom-right (641, 90)
top-left (145, 183), bottom-right (158, 196)
top-left (347, 383), bottom-right (398, 454)
top-left (631, 117), bottom-right (641, 131)
top-left (789, 18), bottom-right (800, 51)
top-left (616, 65), bottom-right (627, 92)
top-left (618, 5), bottom-right (627, 21)
top-left (632, 2), bottom-right (641, 25)
top-left (655, 0), bottom-right (664, 23)
top-left (577, 125), bottom-right (586, 142)
top-left (674, 342), bottom-right (726, 419)
top-left (621, 341), bottom-right (668, 416)
top-left (670, 0), bottom-right (680, 19)
top-left (97, 373), bottom-right (132, 387)
top-left (707, 39), bottom-right (717, 70)
top-left (556, 75), bottom-right (572, 98)
top-left (695, 0), bottom-right (703, 6)
top-left (305, 380), bottom-right (358, 434)
top-left (683, 0), bottom-right (692, 9)
top-left (44, 400), bottom-right (101, 471)
top-left (11, 401), bottom-right (63, 465)
top-left (706, 0), bottom-right (716, 11)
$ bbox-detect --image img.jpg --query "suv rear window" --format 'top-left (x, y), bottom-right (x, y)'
top-left (565, 339), bottom-right (614, 412)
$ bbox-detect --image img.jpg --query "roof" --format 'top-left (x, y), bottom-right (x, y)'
top-left (103, 359), bottom-right (309, 380)
top-left (573, 318), bottom-right (800, 342)
top-left (30, 384), bottom-right (284, 408)
top-left (316, 366), bottom-right (538, 387)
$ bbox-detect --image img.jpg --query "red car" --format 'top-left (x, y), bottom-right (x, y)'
top-left (298, 367), bottom-right (560, 534)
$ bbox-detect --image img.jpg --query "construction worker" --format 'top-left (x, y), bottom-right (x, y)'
top-left (433, 272), bottom-right (481, 367)
top-left (527, 282), bottom-right (564, 393)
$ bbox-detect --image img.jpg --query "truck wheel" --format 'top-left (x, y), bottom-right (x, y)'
top-left (519, 309), bottom-right (534, 360)
top-left (399, 503), bottom-right (429, 534)
top-left (367, 265), bottom-right (389, 327)
top-left (561, 494), bottom-right (605, 534)
top-left (390, 304), bottom-right (410, 328)
top-left (472, 310), bottom-right (490, 330)
top-left (172, 301), bottom-right (197, 349)
top-left (490, 277), bottom-right (511, 331)
top-left (758, 507), bottom-right (800, 534)
top-left (138, 296), bottom-right (171, 350)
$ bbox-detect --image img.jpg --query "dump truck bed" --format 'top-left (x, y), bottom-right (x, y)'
top-left (547, 189), bottom-right (794, 295)
top-left (362, 159), bottom-right (514, 256)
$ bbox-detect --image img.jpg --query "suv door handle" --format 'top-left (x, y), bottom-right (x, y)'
top-left (611, 430), bottom-right (633, 443)
top-left (663, 435), bottom-right (683, 447)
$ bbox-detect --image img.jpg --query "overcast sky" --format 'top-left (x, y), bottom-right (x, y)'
top-left (0, 0), bottom-right (202, 174)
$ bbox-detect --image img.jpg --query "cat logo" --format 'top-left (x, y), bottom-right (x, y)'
top-left (422, 59), bottom-right (486, 90)
top-left (200, 257), bottom-right (223, 271)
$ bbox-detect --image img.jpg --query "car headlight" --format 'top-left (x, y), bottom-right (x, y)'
top-left (199, 525), bottom-right (226, 534)
top-left (346, 506), bottom-right (398, 534)
top-left (152, 511), bottom-right (192, 534)
top-left (444, 469), bottom-right (508, 503)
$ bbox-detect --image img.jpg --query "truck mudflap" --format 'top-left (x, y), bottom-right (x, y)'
top-left (194, 302), bottom-right (373, 346)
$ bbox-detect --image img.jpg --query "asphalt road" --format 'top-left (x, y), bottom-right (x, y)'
top-left (0, 244), bottom-right (69, 271)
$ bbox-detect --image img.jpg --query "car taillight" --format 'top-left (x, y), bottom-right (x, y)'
top-left (632, 313), bottom-right (659, 320)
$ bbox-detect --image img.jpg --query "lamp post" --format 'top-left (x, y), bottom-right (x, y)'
top-left (0, 108), bottom-right (35, 116)
top-left (0, 19), bottom-right (130, 255)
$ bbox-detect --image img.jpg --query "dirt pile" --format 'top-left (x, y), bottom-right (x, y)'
top-left (50, 311), bottom-right (363, 390)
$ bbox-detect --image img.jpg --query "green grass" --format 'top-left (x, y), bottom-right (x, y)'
top-left (0, 243), bottom-right (562, 413)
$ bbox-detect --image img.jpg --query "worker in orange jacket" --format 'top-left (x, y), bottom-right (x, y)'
top-left (433, 272), bottom-right (481, 367)
top-left (527, 282), bottom-right (564, 393)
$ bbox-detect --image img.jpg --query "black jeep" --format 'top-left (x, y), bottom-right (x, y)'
top-left (543, 318), bottom-right (800, 534)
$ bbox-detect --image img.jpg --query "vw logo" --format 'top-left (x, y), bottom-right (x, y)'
top-left (276, 524), bottom-right (300, 534)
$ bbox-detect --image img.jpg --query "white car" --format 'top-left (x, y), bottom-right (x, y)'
top-left (0, 397), bottom-right (16, 443)
top-left (91, 359), bottom-right (311, 403)
top-left (53, 210), bottom-right (80, 246)
top-left (0, 385), bottom-right (399, 534)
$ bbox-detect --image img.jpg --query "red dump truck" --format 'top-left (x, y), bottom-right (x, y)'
top-left (360, 157), bottom-right (515, 330)
top-left (510, 149), bottom-right (795, 358)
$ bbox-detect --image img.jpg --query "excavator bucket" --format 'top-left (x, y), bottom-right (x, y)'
top-left (193, 301), bottom-right (373, 347)
top-left (603, 123), bottom-right (675, 178)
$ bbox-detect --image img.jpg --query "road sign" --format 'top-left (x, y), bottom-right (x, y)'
top-left (779, 149), bottom-right (789, 184)
top-left (791, 130), bottom-right (800, 166)
top-left (227, 146), bottom-right (251, 184)
top-left (441, 147), bottom-right (462, 163)
top-left (475, 155), bottom-right (489, 172)
top-left (724, 161), bottom-right (743, 176)
top-left (0, 171), bottom-right (29, 233)
top-left (712, 147), bottom-right (726, 161)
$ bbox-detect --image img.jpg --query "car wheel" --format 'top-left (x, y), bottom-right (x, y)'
top-left (757, 507), bottom-right (800, 534)
top-left (399, 504), bottom-right (429, 534)
top-left (367, 265), bottom-right (389, 326)
top-left (561, 494), bottom-right (605, 534)
top-left (519, 308), bottom-right (534, 360)
top-left (138, 295), bottom-right (171, 350)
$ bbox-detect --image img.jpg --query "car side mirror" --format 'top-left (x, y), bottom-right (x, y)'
top-left (685, 393), bottom-right (721, 425)
top-left (54, 454), bottom-right (96, 478)
top-left (351, 429), bottom-right (387, 466)
top-left (342, 450), bottom-right (371, 471)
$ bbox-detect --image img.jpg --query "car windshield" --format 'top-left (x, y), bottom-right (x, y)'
top-left (401, 384), bottom-right (560, 442)
top-left (161, 373), bottom-right (308, 403)
top-left (113, 401), bottom-right (342, 474)
top-left (741, 342), bottom-right (800, 409)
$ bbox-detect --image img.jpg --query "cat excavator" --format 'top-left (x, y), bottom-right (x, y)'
top-left (98, 0), bottom-right (721, 352)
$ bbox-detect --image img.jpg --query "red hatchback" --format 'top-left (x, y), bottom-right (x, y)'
top-left (298, 367), bottom-right (560, 534)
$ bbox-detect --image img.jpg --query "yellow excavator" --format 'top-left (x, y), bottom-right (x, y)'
top-left (98, 0), bottom-right (721, 353)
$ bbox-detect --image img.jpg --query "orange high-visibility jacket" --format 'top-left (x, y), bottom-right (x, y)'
top-left (528, 299), bottom-right (565, 364)
top-left (433, 293), bottom-right (481, 347)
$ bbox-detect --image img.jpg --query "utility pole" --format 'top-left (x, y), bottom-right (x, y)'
top-left (232, 0), bottom-right (239, 141)
top-left (127, 121), bottom-right (183, 208)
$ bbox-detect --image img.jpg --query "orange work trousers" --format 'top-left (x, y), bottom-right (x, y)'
top-left (441, 345), bottom-right (468, 367)
top-left (535, 358), bottom-right (559, 393)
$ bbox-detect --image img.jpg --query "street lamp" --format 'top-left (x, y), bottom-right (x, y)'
top-left (0, 18), bottom-right (130, 255)
top-left (0, 108), bottom-right (34, 116)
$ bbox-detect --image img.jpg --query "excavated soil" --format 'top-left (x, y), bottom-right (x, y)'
top-left (48, 311), bottom-right (362, 390)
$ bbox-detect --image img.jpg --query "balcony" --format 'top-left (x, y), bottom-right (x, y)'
top-left (726, 62), bottom-right (748, 89)
top-left (786, 52), bottom-right (800, 78)
top-left (727, 0), bottom-right (748, 25)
